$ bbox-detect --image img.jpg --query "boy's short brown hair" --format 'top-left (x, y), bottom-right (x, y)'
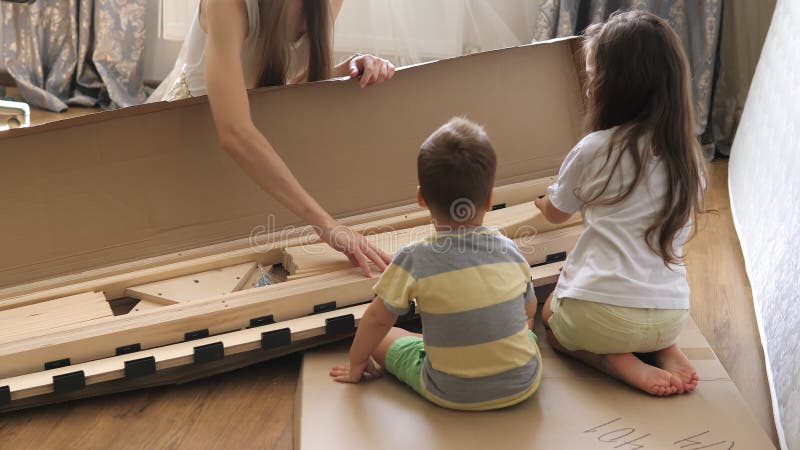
top-left (418, 117), bottom-right (497, 222)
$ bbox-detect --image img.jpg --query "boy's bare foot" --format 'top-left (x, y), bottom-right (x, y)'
top-left (656, 344), bottom-right (699, 394)
top-left (603, 353), bottom-right (678, 396)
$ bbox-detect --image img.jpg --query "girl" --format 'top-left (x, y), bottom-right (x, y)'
top-left (534, 11), bottom-right (707, 396)
top-left (149, 0), bottom-right (396, 277)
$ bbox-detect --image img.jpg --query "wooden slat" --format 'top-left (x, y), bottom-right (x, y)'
top-left (0, 292), bottom-right (104, 321)
top-left (2, 303), bottom-right (370, 401)
top-left (0, 178), bottom-right (553, 312)
top-left (0, 227), bottom-right (578, 379)
top-left (283, 203), bottom-right (582, 274)
top-left (0, 269), bottom-right (376, 378)
top-left (129, 299), bottom-right (167, 314)
top-left (0, 261), bottom-right (565, 404)
top-left (0, 292), bottom-right (111, 342)
top-left (126, 262), bottom-right (257, 304)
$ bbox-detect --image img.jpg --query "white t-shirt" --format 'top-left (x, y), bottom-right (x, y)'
top-left (549, 127), bottom-right (692, 310)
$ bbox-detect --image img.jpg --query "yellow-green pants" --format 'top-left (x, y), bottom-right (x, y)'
top-left (548, 296), bottom-right (689, 354)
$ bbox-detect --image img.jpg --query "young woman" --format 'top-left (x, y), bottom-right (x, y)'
top-left (150, 0), bottom-right (396, 276)
top-left (534, 11), bottom-right (708, 396)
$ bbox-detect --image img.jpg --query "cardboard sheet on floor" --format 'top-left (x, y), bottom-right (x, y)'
top-left (296, 318), bottom-right (775, 449)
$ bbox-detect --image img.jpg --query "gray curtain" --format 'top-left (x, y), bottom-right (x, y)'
top-left (1, 0), bottom-right (147, 112)
top-left (711, 0), bottom-right (775, 156)
top-left (534, 0), bottom-right (722, 146)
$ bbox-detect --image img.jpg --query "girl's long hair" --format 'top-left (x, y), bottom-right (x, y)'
top-left (582, 10), bottom-right (708, 266)
top-left (257, 0), bottom-right (332, 87)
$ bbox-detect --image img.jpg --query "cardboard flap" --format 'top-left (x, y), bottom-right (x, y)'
top-left (0, 38), bottom-right (584, 288)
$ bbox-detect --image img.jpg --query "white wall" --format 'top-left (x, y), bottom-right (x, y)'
top-left (729, 0), bottom-right (799, 448)
top-left (0, 20), bottom-right (5, 73)
top-left (144, 0), bottom-right (185, 84)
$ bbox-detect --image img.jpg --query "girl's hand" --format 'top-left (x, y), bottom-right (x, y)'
top-left (320, 223), bottom-right (392, 277)
top-left (330, 359), bottom-right (383, 383)
top-left (533, 196), bottom-right (546, 212)
top-left (349, 54), bottom-right (395, 88)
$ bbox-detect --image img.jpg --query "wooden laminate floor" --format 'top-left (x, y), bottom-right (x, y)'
top-left (0, 102), bottom-right (779, 448)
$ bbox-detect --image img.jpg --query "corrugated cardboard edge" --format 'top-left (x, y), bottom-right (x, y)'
top-left (0, 37), bottom-right (582, 143)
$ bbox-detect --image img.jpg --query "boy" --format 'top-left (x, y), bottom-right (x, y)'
top-left (329, 117), bottom-right (542, 411)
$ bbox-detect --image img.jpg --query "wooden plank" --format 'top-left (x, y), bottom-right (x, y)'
top-left (0, 178), bottom-right (552, 312)
top-left (0, 292), bottom-right (110, 341)
top-left (0, 333), bottom-right (321, 415)
top-left (283, 203), bottom-right (582, 274)
top-left (529, 262), bottom-right (564, 286)
top-left (126, 262), bottom-right (257, 304)
top-left (0, 303), bottom-right (370, 402)
top-left (129, 299), bottom-right (167, 314)
top-left (0, 227), bottom-right (579, 379)
top-left (0, 261), bottom-right (563, 406)
top-left (0, 269), bottom-right (376, 378)
top-left (0, 292), bottom-right (104, 321)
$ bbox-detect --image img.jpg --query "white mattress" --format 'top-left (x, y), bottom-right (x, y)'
top-left (729, 0), bottom-right (799, 448)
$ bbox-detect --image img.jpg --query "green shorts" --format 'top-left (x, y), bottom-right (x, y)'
top-left (547, 296), bottom-right (689, 354)
top-left (384, 331), bottom-right (539, 399)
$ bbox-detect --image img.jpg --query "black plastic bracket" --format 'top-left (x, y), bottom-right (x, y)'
top-left (184, 329), bottom-right (210, 341)
top-left (44, 358), bottom-right (71, 371)
top-left (124, 356), bottom-right (156, 378)
top-left (532, 251), bottom-right (567, 267)
top-left (491, 203), bottom-right (507, 211)
top-left (399, 303), bottom-right (419, 322)
top-left (193, 342), bottom-right (224, 364)
top-left (115, 343), bottom-right (142, 356)
top-left (313, 301), bottom-right (337, 314)
top-left (249, 315), bottom-right (275, 328)
top-left (325, 314), bottom-right (355, 336)
top-left (261, 328), bottom-right (291, 350)
top-left (0, 386), bottom-right (10, 406)
top-left (53, 371), bottom-right (85, 393)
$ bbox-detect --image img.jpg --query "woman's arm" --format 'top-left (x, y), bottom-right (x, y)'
top-left (204, 0), bottom-right (391, 276)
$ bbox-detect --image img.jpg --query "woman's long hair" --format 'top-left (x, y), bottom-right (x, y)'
top-left (257, 0), bottom-right (332, 87)
top-left (581, 10), bottom-right (708, 266)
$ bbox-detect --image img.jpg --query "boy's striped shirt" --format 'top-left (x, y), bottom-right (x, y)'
top-left (374, 226), bottom-right (541, 410)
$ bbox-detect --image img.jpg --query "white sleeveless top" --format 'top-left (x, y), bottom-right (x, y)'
top-left (147, 0), bottom-right (308, 102)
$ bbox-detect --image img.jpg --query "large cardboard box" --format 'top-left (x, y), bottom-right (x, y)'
top-left (0, 37), bottom-right (584, 289)
top-left (0, 37), bottom-right (584, 409)
top-left (296, 318), bottom-right (776, 450)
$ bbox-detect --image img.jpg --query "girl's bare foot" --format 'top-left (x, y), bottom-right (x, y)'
top-left (656, 344), bottom-right (699, 394)
top-left (603, 353), bottom-right (678, 396)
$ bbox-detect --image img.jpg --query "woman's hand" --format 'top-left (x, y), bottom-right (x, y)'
top-left (348, 54), bottom-right (395, 88)
top-left (330, 358), bottom-right (383, 383)
top-left (320, 223), bottom-right (392, 277)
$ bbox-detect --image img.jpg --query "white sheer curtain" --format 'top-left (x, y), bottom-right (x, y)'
top-left (333, 0), bottom-right (541, 67)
